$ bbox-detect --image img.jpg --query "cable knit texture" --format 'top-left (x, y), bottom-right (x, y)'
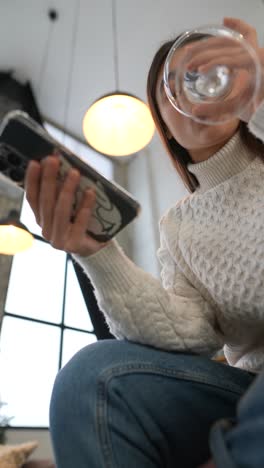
top-left (74, 104), bottom-right (264, 374)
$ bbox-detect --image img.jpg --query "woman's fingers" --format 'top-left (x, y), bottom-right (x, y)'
top-left (187, 49), bottom-right (253, 73)
top-left (185, 37), bottom-right (241, 57)
top-left (63, 189), bottom-right (100, 255)
top-left (49, 168), bottom-right (81, 246)
top-left (197, 52), bottom-right (255, 74)
top-left (185, 18), bottom-right (259, 72)
top-left (223, 17), bottom-right (258, 47)
top-left (39, 156), bottom-right (61, 238)
top-left (25, 156), bottom-right (106, 256)
top-left (25, 160), bottom-right (42, 224)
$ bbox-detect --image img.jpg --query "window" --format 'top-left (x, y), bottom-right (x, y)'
top-left (0, 123), bottom-right (113, 427)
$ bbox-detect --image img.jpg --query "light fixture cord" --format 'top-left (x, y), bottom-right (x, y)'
top-left (112, 0), bottom-right (120, 91)
top-left (62, 0), bottom-right (81, 144)
top-left (37, 13), bottom-right (56, 98)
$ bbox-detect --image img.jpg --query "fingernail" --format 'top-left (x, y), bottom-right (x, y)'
top-left (42, 155), bottom-right (54, 164)
top-left (86, 188), bottom-right (94, 196)
top-left (28, 160), bottom-right (38, 167)
top-left (70, 169), bottom-right (79, 177)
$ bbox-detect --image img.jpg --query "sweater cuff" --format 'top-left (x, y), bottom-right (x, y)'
top-left (248, 99), bottom-right (264, 141)
top-left (72, 240), bottom-right (138, 292)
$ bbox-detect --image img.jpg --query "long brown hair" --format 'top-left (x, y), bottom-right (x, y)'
top-left (147, 36), bottom-right (264, 193)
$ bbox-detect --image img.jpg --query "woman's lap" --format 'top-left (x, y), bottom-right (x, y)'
top-left (49, 339), bottom-right (255, 468)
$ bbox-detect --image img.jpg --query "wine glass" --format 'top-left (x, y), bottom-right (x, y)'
top-left (163, 25), bottom-right (262, 125)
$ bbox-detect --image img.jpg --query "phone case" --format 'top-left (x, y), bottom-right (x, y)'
top-left (0, 110), bottom-right (141, 242)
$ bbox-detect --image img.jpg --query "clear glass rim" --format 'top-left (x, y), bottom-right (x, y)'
top-left (163, 24), bottom-right (262, 124)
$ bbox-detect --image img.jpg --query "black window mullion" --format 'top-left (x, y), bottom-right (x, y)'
top-left (71, 257), bottom-right (114, 340)
top-left (57, 253), bottom-right (69, 370)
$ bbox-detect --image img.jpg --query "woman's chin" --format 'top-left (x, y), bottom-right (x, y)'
top-left (191, 118), bottom-right (239, 142)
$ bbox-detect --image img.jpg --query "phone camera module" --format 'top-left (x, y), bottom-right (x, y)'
top-left (7, 153), bottom-right (22, 166)
top-left (0, 158), bottom-right (9, 171)
top-left (9, 167), bottom-right (25, 182)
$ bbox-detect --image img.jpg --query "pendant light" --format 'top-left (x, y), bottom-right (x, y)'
top-left (82, 0), bottom-right (155, 157)
top-left (0, 210), bottom-right (34, 255)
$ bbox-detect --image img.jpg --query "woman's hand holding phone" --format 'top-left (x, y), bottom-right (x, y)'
top-left (25, 155), bottom-right (110, 257)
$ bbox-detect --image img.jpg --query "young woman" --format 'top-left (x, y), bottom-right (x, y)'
top-left (25, 17), bottom-right (264, 468)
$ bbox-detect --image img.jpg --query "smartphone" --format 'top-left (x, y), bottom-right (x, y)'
top-left (0, 110), bottom-right (141, 242)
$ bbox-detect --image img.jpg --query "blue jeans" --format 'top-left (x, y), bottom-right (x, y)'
top-left (49, 340), bottom-right (255, 468)
top-left (209, 368), bottom-right (264, 468)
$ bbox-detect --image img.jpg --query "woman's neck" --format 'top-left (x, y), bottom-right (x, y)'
top-left (188, 125), bottom-right (240, 163)
top-left (188, 140), bottom-right (231, 163)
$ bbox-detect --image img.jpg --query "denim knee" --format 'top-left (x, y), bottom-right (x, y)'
top-left (209, 372), bottom-right (264, 468)
top-left (49, 340), bottom-right (255, 468)
top-left (50, 340), bottom-right (118, 418)
top-left (49, 340), bottom-right (122, 467)
top-left (49, 340), bottom-right (141, 428)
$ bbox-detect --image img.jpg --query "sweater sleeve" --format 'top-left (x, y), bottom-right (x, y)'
top-left (72, 218), bottom-right (224, 354)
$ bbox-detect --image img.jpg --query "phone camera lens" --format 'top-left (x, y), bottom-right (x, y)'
top-left (9, 167), bottom-right (25, 182)
top-left (7, 153), bottom-right (22, 166)
top-left (0, 158), bottom-right (9, 171)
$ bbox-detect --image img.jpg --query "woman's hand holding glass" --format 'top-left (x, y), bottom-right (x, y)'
top-left (25, 156), bottom-right (109, 257)
top-left (184, 18), bottom-right (264, 124)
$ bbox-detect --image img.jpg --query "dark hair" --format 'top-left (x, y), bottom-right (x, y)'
top-left (147, 36), bottom-right (264, 193)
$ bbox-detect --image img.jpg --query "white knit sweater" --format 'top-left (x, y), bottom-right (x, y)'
top-left (74, 103), bottom-right (264, 373)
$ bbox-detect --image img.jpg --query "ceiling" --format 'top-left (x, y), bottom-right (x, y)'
top-left (0, 0), bottom-right (264, 154)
